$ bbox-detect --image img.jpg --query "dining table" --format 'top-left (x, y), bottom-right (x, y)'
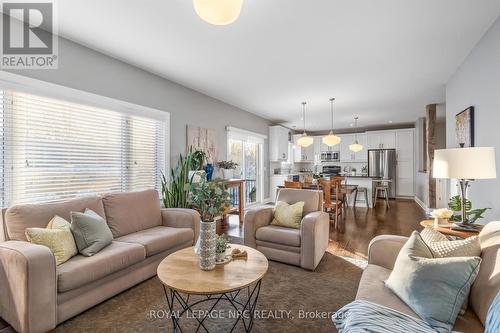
top-left (277, 182), bottom-right (359, 207)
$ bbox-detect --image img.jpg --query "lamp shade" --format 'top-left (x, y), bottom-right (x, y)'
top-left (297, 133), bottom-right (314, 147)
top-left (433, 147), bottom-right (497, 179)
top-left (193, 0), bottom-right (243, 25)
top-left (349, 142), bottom-right (363, 153)
top-left (322, 131), bottom-right (341, 146)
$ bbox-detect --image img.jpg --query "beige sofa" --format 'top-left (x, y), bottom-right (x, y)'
top-left (244, 188), bottom-right (329, 270)
top-left (357, 221), bottom-right (500, 332)
top-left (0, 189), bottom-right (200, 333)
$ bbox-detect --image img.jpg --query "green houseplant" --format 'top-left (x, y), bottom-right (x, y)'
top-left (188, 178), bottom-right (231, 270)
top-left (188, 149), bottom-right (207, 183)
top-left (215, 235), bottom-right (231, 262)
top-left (448, 195), bottom-right (490, 224)
top-left (160, 149), bottom-right (195, 208)
top-left (216, 160), bottom-right (239, 180)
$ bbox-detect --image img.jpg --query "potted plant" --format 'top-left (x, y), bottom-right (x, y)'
top-left (448, 195), bottom-right (490, 224)
top-left (430, 208), bottom-right (453, 228)
top-left (161, 150), bottom-right (195, 208)
top-left (188, 149), bottom-right (206, 183)
top-left (215, 235), bottom-right (231, 262)
top-left (188, 178), bottom-right (231, 270)
top-left (216, 160), bottom-right (239, 179)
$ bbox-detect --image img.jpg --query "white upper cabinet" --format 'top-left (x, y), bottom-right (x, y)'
top-left (293, 134), bottom-right (315, 162)
top-left (339, 133), bottom-right (368, 162)
top-left (269, 126), bottom-right (290, 161)
top-left (366, 131), bottom-right (396, 149)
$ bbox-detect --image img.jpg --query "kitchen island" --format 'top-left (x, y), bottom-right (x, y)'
top-left (342, 174), bottom-right (374, 208)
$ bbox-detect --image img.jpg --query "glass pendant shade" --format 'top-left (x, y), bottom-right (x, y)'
top-left (193, 0), bottom-right (243, 25)
top-left (322, 131), bottom-right (341, 146)
top-left (349, 141), bottom-right (363, 152)
top-left (297, 133), bottom-right (314, 147)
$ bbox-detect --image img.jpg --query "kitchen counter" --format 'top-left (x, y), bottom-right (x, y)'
top-left (342, 174), bottom-right (371, 178)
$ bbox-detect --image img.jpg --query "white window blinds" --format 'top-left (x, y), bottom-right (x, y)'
top-left (0, 90), bottom-right (166, 207)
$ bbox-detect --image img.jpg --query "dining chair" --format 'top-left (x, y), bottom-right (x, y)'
top-left (330, 176), bottom-right (348, 208)
top-left (319, 178), bottom-right (343, 224)
top-left (284, 181), bottom-right (302, 189)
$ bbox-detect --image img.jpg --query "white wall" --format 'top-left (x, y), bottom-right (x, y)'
top-left (446, 16), bottom-right (500, 221)
top-left (5, 35), bottom-right (271, 197)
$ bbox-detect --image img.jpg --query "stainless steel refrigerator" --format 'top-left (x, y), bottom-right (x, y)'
top-left (368, 149), bottom-right (397, 198)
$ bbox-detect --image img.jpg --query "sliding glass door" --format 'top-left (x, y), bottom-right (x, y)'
top-left (227, 130), bottom-right (264, 206)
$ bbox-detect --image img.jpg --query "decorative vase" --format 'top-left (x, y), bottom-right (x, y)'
top-left (216, 251), bottom-right (226, 262)
top-left (198, 221), bottom-right (217, 270)
top-left (204, 163), bottom-right (214, 181)
top-left (222, 169), bottom-right (233, 180)
top-left (434, 218), bottom-right (449, 228)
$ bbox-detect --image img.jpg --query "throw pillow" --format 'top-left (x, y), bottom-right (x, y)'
top-left (70, 208), bottom-right (113, 257)
top-left (420, 227), bottom-right (481, 258)
top-left (386, 231), bottom-right (482, 332)
top-left (271, 201), bottom-right (304, 229)
top-left (25, 215), bottom-right (78, 265)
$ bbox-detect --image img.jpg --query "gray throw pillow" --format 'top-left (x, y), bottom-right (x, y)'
top-left (385, 231), bottom-right (481, 333)
top-left (70, 209), bottom-right (113, 257)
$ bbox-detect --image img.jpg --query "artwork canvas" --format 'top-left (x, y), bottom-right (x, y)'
top-left (187, 125), bottom-right (217, 162)
top-left (455, 107), bottom-right (474, 148)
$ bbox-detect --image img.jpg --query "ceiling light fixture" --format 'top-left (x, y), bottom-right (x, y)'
top-left (322, 98), bottom-right (341, 146)
top-left (297, 102), bottom-right (314, 148)
top-left (349, 117), bottom-right (363, 153)
top-left (193, 0), bottom-right (243, 25)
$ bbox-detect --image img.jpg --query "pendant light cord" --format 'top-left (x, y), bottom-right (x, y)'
top-left (302, 102), bottom-right (307, 134)
top-left (354, 117), bottom-right (359, 142)
top-left (329, 98), bottom-right (335, 132)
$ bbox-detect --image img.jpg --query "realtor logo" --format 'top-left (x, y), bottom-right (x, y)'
top-left (1, 0), bottom-right (58, 69)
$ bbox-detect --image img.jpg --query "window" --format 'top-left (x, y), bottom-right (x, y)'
top-left (0, 90), bottom-right (167, 207)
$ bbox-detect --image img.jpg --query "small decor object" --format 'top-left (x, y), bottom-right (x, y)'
top-left (204, 163), bottom-right (214, 181)
top-left (215, 235), bottom-right (231, 262)
top-left (188, 178), bottom-right (231, 270)
top-left (455, 106), bottom-right (474, 148)
top-left (231, 248), bottom-right (248, 258)
top-left (430, 208), bottom-right (453, 228)
top-left (351, 167), bottom-right (357, 176)
top-left (216, 160), bottom-right (238, 179)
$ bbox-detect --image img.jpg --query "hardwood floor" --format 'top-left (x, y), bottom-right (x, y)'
top-left (223, 199), bottom-right (426, 260)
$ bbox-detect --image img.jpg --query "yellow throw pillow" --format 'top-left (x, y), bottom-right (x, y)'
top-left (25, 216), bottom-right (78, 265)
top-left (271, 201), bottom-right (304, 229)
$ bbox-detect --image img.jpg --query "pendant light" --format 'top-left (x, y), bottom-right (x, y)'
top-left (349, 117), bottom-right (363, 152)
top-left (297, 102), bottom-right (314, 148)
top-left (193, 0), bottom-right (244, 25)
top-left (322, 98), bottom-right (341, 146)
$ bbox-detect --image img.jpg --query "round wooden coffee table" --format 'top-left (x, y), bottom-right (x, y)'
top-left (157, 244), bottom-right (268, 332)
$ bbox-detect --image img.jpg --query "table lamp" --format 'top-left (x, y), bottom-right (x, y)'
top-left (433, 147), bottom-right (497, 225)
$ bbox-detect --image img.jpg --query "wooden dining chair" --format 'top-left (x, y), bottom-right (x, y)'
top-left (330, 176), bottom-right (348, 208)
top-left (318, 178), bottom-right (343, 224)
top-left (284, 181), bottom-right (302, 189)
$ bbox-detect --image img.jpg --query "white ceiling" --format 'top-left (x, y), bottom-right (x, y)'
top-left (56, 0), bottom-right (500, 131)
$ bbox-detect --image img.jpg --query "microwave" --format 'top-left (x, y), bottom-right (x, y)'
top-left (320, 151), bottom-right (340, 162)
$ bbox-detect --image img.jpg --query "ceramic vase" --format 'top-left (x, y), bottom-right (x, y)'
top-left (204, 163), bottom-right (214, 181)
top-left (222, 169), bottom-right (233, 180)
top-left (198, 221), bottom-right (217, 270)
top-left (434, 218), bottom-right (449, 228)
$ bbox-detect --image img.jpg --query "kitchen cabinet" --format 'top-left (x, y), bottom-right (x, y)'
top-left (293, 134), bottom-right (314, 162)
top-left (320, 138), bottom-right (341, 152)
top-left (396, 129), bottom-right (415, 196)
top-left (269, 126), bottom-right (290, 161)
top-left (340, 133), bottom-right (368, 162)
top-left (367, 131), bottom-right (396, 149)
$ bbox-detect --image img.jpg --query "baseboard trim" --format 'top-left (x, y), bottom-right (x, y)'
top-left (414, 196), bottom-right (428, 212)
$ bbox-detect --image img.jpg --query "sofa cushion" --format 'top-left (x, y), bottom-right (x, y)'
top-left (276, 188), bottom-right (322, 216)
top-left (70, 209), bottom-right (113, 257)
top-left (271, 201), bottom-right (304, 229)
top-left (115, 226), bottom-right (193, 257)
top-left (102, 190), bottom-right (161, 237)
top-left (356, 264), bottom-right (484, 333)
top-left (4, 196), bottom-right (105, 241)
top-left (57, 241), bottom-right (145, 292)
top-left (256, 225), bottom-right (300, 247)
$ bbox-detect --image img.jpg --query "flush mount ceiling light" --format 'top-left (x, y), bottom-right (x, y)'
top-left (297, 102), bottom-right (314, 148)
top-left (349, 117), bottom-right (363, 153)
top-left (193, 0), bottom-right (244, 25)
top-left (322, 98), bottom-right (341, 146)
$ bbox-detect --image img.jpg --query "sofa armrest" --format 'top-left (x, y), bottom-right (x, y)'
top-left (367, 235), bottom-right (409, 270)
top-left (243, 205), bottom-right (274, 248)
top-left (161, 208), bottom-right (200, 245)
top-left (0, 241), bottom-right (57, 333)
top-left (300, 211), bottom-right (330, 270)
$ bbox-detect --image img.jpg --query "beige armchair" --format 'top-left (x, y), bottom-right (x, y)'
top-left (244, 188), bottom-right (329, 270)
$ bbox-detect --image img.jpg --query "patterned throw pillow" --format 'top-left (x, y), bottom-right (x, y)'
top-left (25, 216), bottom-right (78, 265)
top-left (271, 201), bottom-right (304, 229)
top-left (420, 226), bottom-right (481, 258)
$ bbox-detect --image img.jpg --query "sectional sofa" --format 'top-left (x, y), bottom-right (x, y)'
top-left (0, 189), bottom-right (200, 333)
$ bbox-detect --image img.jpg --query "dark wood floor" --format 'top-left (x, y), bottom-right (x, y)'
top-left (223, 198), bottom-right (426, 260)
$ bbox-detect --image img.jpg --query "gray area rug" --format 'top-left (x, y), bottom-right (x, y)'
top-left (54, 252), bottom-right (362, 332)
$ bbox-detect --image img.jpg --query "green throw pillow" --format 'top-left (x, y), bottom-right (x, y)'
top-left (70, 209), bottom-right (113, 257)
top-left (271, 201), bottom-right (304, 229)
top-left (386, 231), bottom-right (481, 333)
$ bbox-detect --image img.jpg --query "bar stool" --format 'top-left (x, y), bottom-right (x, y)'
top-left (353, 187), bottom-right (370, 208)
top-left (373, 180), bottom-right (390, 208)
